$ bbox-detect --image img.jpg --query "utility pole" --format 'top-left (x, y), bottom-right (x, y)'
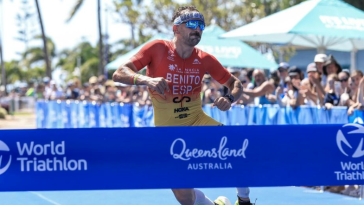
top-left (0, 0), bottom-right (6, 94)
top-left (97, 0), bottom-right (104, 76)
top-left (104, 5), bottom-right (109, 78)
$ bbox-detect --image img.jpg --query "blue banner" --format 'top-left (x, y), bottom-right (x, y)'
top-left (36, 101), bottom-right (360, 128)
top-left (0, 124), bottom-right (363, 191)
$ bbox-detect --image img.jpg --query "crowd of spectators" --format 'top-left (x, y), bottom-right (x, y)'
top-left (202, 53), bottom-right (364, 118)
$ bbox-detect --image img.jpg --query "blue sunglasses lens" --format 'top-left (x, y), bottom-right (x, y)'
top-left (185, 20), bottom-right (205, 30)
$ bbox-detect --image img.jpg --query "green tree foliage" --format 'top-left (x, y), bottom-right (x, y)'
top-left (2, 61), bottom-right (23, 84)
top-left (57, 41), bottom-right (100, 83)
top-left (22, 35), bottom-right (56, 68)
top-left (15, 0), bottom-right (37, 54)
top-left (343, 0), bottom-right (364, 11)
top-left (67, 0), bottom-right (104, 75)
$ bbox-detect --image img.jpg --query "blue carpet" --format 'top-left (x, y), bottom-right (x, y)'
top-left (0, 187), bottom-right (362, 205)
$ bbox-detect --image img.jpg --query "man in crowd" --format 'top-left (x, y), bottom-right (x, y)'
top-left (314, 53), bottom-right (327, 86)
top-left (277, 62), bottom-right (289, 86)
top-left (112, 5), bottom-right (253, 205)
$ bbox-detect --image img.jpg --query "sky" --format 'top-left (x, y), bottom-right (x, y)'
top-left (0, 0), bottom-right (130, 62)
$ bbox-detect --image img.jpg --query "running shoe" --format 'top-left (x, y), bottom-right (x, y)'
top-left (214, 196), bottom-right (232, 205)
top-left (234, 197), bottom-right (256, 205)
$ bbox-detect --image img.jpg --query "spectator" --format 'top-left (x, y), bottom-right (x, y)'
top-left (239, 70), bottom-right (249, 89)
top-left (314, 53), bottom-right (327, 86)
top-left (276, 72), bottom-right (304, 108)
top-left (43, 77), bottom-right (52, 100)
top-left (245, 68), bottom-right (255, 90)
top-left (49, 81), bottom-right (64, 100)
top-left (65, 80), bottom-right (80, 100)
top-left (323, 55), bottom-right (342, 91)
top-left (277, 62), bottom-right (289, 86)
top-left (243, 69), bottom-right (276, 105)
top-left (355, 77), bottom-right (364, 110)
top-left (88, 76), bottom-right (102, 102)
top-left (299, 63), bottom-right (323, 106)
top-left (324, 74), bottom-right (340, 110)
top-left (104, 80), bottom-right (117, 103)
top-left (338, 70), bottom-right (351, 106)
top-left (98, 75), bottom-right (107, 95)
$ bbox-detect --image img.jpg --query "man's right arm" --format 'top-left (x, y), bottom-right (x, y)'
top-left (112, 61), bottom-right (170, 95)
top-left (243, 81), bottom-right (274, 98)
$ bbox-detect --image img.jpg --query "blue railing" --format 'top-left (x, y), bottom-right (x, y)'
top-left (35, 101), bottom-right (360, 128)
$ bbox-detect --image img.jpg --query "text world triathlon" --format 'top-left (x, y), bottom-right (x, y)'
top-left (335, 161), bottom-right (364, 180)
top-left (16, 141), bottom-right (87, 172)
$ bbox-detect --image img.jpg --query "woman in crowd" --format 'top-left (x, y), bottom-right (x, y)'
top-left (323, 74), bottom-right (341, 109)
top-left (323, 55), bottom-right (342, 92)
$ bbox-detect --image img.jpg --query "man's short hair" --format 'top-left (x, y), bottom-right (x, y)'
top-left (171, 6), bottom-right (200, 23)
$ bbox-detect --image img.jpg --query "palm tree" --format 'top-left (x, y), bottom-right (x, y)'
top-left (34, 0), bottom-right (52, 78)
top-left (57, 41), bottom-right (100, 83)
top-left (3, 61), bottom-right (23, 84)
top-left (67, 0), bottom-right (104, 76)
top-left (113, 0), bottom-right (144, 48)
top-left (22, 35), bottom-right (56, 68)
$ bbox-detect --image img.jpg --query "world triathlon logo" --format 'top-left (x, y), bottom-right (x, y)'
top-left (336, 124), bottom-right (364, 158)
top-left (0, 140), bottom-right (12, 175)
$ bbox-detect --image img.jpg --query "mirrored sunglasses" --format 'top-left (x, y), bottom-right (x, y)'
top-left (185, 20), bottom-right (205, 31)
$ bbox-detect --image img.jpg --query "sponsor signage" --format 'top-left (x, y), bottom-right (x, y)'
top-left (0, 125), bottom-right (363, 191)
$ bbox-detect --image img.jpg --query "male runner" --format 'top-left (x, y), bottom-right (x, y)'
top-left (113, 6), bottom-right (254, 205)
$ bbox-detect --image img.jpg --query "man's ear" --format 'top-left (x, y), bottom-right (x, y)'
top-left (173, 25), bottom-right (179, 34)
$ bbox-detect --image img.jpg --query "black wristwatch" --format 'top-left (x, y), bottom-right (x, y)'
top-left (224, 94), bottom-right (234, 103)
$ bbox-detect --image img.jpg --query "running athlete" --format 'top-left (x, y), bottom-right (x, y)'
top-left (112, 6), bottom-right (254, 205)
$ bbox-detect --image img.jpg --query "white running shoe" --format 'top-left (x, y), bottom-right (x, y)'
top-left (214, 196), bottom-right (232, 205)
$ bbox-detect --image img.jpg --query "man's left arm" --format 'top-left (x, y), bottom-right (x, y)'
top-left (213, 75), bottom-right (243, 111)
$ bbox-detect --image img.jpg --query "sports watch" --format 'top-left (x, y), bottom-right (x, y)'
top-left (224, 94), bottom-right (234, 103)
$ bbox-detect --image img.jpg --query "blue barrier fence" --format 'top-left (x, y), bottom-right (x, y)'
top-left (0, 124), bottom-right (363, 191)
top-left (36, 101), bottom-right (363, 128)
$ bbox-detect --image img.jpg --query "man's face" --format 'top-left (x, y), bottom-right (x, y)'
top-left (307, 71), bottom-right (318, 79)
top-left (178, 19), bottom-right (203, 46)
top-left (315, 62), bottom-right (324, 74)
top-left (253, 71), bottom-right (265, 86)
top-left (278, 68), bottom-right (288, 79)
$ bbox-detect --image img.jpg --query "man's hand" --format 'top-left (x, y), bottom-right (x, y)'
top-left (212, 97), bottom-right (231, 111)
top-left (309, 75), bottom-right (320, 85)
top-left (276, 86), bottom-right (283, 95)
top-left (145, 77), bottom-right (170, 95)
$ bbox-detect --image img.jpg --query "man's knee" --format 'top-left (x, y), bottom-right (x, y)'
top-left (172, 189), bottom-right (195, 205)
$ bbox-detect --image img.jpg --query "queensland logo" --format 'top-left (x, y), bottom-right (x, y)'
top-left (174, 107), bottom-right (189, 113)
top-left (170, 137), bottom-right (248, 170)
top-left (0, 140), bottom-right (12, 175)
top-left (337, 124), bottom-right (364, 158)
